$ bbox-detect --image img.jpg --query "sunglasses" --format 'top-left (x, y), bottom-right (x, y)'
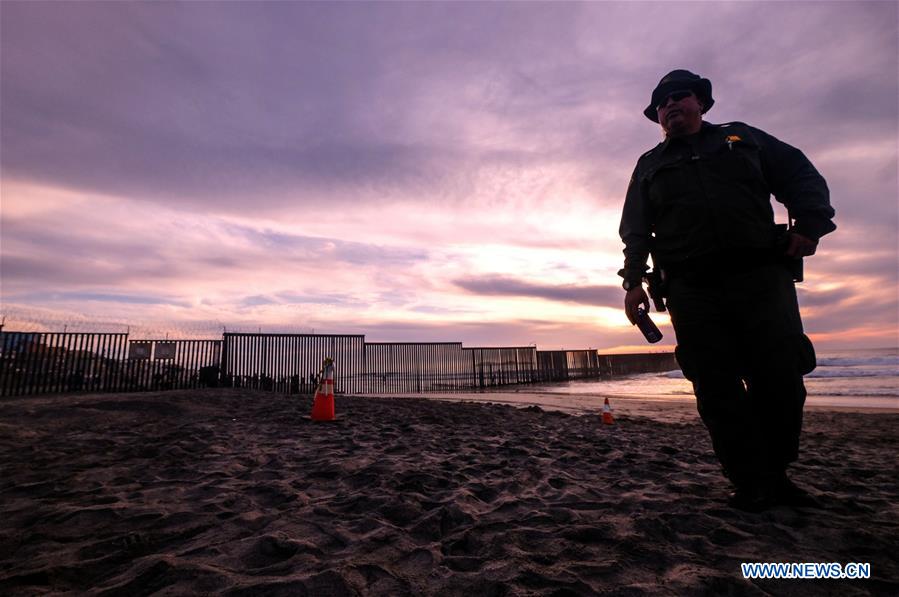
top-left (656, 89), bottom-right (694, 110)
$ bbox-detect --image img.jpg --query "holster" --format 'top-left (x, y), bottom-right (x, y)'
top-left (644, 268), bottom-right (668, 312)
top-left (775, 223), bottom-right (804, 283)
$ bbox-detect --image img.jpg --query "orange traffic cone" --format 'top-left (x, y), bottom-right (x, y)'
top-left (310, 358), bottom-right (336, 421)
top-left (601, 397), bottom-right (614, 425)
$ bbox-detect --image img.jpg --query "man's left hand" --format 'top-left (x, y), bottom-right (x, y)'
top-left (784, 232), bottom-right (818, 258)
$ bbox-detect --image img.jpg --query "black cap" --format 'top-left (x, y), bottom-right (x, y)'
top-left (644, 69), bottom-right (714, 123)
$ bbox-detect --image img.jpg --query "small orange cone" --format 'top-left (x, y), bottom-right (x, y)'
top-left (602, 397), bottom-right (614, 425)
top-left (310, 358), bottom-right (336, 421)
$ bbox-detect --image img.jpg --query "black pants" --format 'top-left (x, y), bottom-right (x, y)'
top-left (667, 263), bottom-right (816, 487)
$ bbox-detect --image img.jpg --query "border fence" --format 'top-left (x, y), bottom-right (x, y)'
top-left (221, 333), bottom-right (366, 394)
top-left (364, 342), bottom-right (470, 394)
top-left (0, 328), bottom-right (678, 398)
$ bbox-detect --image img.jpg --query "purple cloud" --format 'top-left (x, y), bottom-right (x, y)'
top-left (455, 276), bottom-right (621, 308)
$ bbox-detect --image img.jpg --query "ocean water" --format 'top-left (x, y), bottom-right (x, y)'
top-left (525, 348), bottom-right (899, 411)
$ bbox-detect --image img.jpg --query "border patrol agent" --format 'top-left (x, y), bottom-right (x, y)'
top-left (619, 70), bottom-right (836, 511)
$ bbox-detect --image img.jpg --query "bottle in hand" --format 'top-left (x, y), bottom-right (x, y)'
top-left (636, 307), bottom-right (663, 343)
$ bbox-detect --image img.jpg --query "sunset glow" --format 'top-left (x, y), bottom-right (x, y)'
top-left (1, 2), bottom-right (896, 352)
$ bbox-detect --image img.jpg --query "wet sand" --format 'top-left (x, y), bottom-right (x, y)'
top-left (1, 389), bottom-right (897, 595)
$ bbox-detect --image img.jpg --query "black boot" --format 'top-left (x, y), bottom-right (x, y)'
top-left (727, 481), bottom-right (778, 513)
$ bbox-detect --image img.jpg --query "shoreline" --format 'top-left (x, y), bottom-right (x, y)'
top-left (362, 391), bottom-right (899, 418)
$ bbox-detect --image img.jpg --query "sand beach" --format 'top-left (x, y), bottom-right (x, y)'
top-left (1, 389), bottom-right (897, 596)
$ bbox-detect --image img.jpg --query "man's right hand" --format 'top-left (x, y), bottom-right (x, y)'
top-left (784, 231), bottom-right (818, 258)
top-left (624, 287), bottom-right (650, 325)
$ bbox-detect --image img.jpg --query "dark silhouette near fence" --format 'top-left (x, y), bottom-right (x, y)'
top-left (0, 329), bottom-right (678, 398)
top-left (0, 332), bottom-right (129, 396)
top-left (0, 332), bottom-right (222, 397)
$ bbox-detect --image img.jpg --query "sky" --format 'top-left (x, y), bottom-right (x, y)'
top-left (1, 1), bottom-right (897, 353)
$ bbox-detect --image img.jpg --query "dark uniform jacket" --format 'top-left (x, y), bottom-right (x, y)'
top-left (618, 121), bottom-right (835, 287)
